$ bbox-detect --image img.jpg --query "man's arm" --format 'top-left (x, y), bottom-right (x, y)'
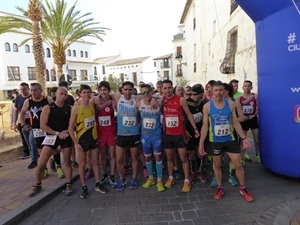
top-left (110, 93), bottom-right (121, 103)
top-left (19, 99), bottom-right (30, 131)
top-left (47, 96), bottom-right (54, 104)
top-left (180, 97), bottom-right (199, 137)
top-left (234, 98), bottom-right (245, 122)
top-left (198, 103), bottom-right (209, 156)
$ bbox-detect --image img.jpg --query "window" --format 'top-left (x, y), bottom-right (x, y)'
top-left (102, 65), bottom-right (105, 75)
top-left (73, 50), bottom-right (76, 57)
top-left (68, 49), bottom-right (71, 56)
top-left (132, 72), bottom-right (137, 85)
top-left (50, 69), bottom-right (57, 81)
top-left (220, 26), bottom-right (238, 74)
top-left (13, 43), bottom-right (18, 52)
top-left (193, 4), bottom-right (196, 30)
top-left (154, 62), bottom-right (156, 67)
top-left (69, 69), bottom-right (77, 81)
top-left (213, 20), bottom-right (216, 36)
top-left (94, 66), bottom-right (97, 75)
top-left (80, 51), bottom-right (83, 57)
top-left (46, 48), bottom-right (51, 58)
top-left (176, 46), bottom-right (182, 56)
top-left (45, 69), bottom-right (50, 81)
top-left (28, 67), bottom-right (36, 80)
top-left (85, 51), bottom-right (88, 58)
top-left (5, 43), bottom-right (11, 51)
top-left (194, 44), bottom-right (197, 73)
top-left (230, 0), bottom-right (238, 14)
top-left (25, 45), bottom-right (30, 53)
top-left (80, 70), bottom-right (88, 80)
top-left (163, 71), bottom-right (169, 80)
top-left (193, 18), bottom-right (196, 30)
top-left (7, 66), bottom-right (20, 81)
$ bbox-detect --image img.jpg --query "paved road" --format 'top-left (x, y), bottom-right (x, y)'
top-left (17, 142), bottom-right (300, 225)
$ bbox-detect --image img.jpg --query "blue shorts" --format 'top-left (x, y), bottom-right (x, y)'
top-left (141, 134), bottom-right (162, 157)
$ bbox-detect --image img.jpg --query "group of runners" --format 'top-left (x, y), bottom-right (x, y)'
top-left (12, 78), bottom-right (259, 202)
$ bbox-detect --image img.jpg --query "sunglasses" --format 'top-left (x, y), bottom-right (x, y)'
top-left (192, 93), bottom-right (200, 96)
top-left (185, 93), bottom-right (192, 96)
top-left (123, 88), bottom-right (133, 92)
top-left (140, 90), bottom-right (151, 95)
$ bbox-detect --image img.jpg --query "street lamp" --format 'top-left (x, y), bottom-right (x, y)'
top-left (175, 54), bottom-right (183, 76)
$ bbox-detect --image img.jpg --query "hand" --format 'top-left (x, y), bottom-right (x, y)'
top-left (23, 125), bottom-right (31, 132)
top-left (75, 142), bottom-right (83, 152)
top-left (185, 131), bottom-right (192, 141)
top-left (194, 130), bottom-right (200, 138)
top-left (198, 145), bottom-right (207, 156)
top-left (242, 139), bottom-right (252, 150)
top-left (150, 98), bottom-right (158, 109)
top-left (13, 124), bottom-right (18, 132)
top-left (58, 130), bottom-right (69, 139)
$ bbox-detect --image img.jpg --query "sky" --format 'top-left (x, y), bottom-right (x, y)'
top-left (0, 0), bottom-right (186, 59)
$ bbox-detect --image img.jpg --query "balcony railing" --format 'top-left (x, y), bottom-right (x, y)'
top-left (160, 62), bottom-right (170, 69)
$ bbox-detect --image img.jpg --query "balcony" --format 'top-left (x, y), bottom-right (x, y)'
top-left (160, 62), bottom-right (170, 69)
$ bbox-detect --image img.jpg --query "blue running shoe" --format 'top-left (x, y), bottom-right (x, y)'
top-left (110, 176), bottom-right (118, 188)
top-left (228, 175), bottom-right (239, 186)
top-left (210, 177), bottom-right (217, 188)
top-left (117, 178), bottom-right (127, 192)
top-left (129, 178), bottom-right (138, 190)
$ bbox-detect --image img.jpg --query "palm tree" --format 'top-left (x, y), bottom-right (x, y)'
top-left (0, 18), bottom-right (19, 34)
top-left (4, 0), bottom-right (108, 85)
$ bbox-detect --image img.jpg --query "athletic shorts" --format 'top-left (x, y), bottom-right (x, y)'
top-left (44, 136), bottom-right (73, 150)
top-left (163, 134), bottom-right (187, 149)
top-left (187, 136), bottom-right (200, 151)
top-left (79, 139), bottom-right (98, 152)
top-left (207, 141), bottom-right (240, 156)
top-left (98, 132), bottom-right (117, 147)
top-left (116, 134), bottom-right (141, 148)
top-left (241, 115), bottom-right (259, 131)
top-left (34, 137), bottom-right (45, 149)
top-left (141, 134), bottom-right (162, 156)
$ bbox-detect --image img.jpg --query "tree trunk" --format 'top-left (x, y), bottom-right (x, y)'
top-left (32, 20), bottom-right (46, 92)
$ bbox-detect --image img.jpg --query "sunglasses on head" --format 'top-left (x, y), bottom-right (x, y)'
top-left (140, 90), bottom-right (151, 95)
top-left (123, 88), bottom-right (133, 92)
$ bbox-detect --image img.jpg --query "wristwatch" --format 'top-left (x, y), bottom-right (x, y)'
top-left (55, 131), bottom-right (60, 136)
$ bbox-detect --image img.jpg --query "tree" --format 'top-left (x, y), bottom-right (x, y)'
top-left (0, 18), bottom-right (19, 34)
top-left (4, 0), bottom-right (108, 86)
top-left (175, 77), bottom-right (190, 87)
top-left (103, 74), bottom-right (122, 93)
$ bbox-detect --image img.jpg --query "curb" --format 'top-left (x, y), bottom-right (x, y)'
top-left (0, 173), bottom-right (79, 225)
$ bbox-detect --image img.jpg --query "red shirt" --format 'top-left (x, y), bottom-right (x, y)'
top-left (163, 95), bottom-right (184, 135)
top-left (239, 94), bottom-right (257, 116)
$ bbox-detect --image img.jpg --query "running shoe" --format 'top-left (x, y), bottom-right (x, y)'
top-left (57, 167), bottom-right (64, 179)
top-left (21, 152), bottom-right (30, 160)
top-left (143, 168), bottom-right (149, 178)
top-left (240, 188), bottom-right (254, 202)
top-left (197, 171), bottom-right (207, 183)
top-left (109, 176), bottom-right (118, 188)
top-left (42, 168), bottom-right (49, 179)
top-left (210, 177), bottom-right (217, 188)
top-left (182, 181), bottom-right (191, 193)
top-left (214, 188), bottom-right (224, 200)
top-left (129, 178), bottom-right (138, 190)
top-left (29, 184), bottom-right (42, 197)
top-left (228, 175), bottom-right (239, 186)
top-left (80, 186), bottom-right (88, 199)
top-left (65, 184), bottom-right (73, 196)
top-left (243, 153), bottom-right (252, 162)
top-left (28, 161), bottom-right (37, 169)
top-left (256, 154), bottom-right (261, 164)
top-left (95, 184), bottom-right (108, 194)
top-left (143, 178), bottom-right (156, 189)
top-left (189, 173), bottom-right (196, 184)
top-left (174, 170), bottom-right (183, 180)
top-left (50, 158), bottom-right (56, 172)
top-left (117, 178), bottom-right (127, 192)
top-left (85, 169), bottom-right (94, 179)
top-left (164, 179), bottom-right (174, 189)
top-left (100, 174), bottom-right (108, 185)
top-left (156, 181), bottom-right (165, 192)
top-left (71, 160), bottom-right (79, 168)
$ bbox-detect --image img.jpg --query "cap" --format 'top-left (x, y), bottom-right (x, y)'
top-left (147, 82), bottom-right (154, 89)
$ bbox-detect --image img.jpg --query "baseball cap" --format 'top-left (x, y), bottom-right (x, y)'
top-left (147, 82), bottom-right (154, 89)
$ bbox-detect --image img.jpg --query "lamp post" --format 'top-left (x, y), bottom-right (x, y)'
top-left (175, 54), bottom-right (183, 76)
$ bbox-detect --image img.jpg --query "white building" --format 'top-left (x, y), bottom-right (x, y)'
top-left (174, 0), bottom-right (257, 91)
top-left (153, 53), bottom-right (173, 81)
top-left (0, 11), bottom-right (100, 100)
top-left (105, 56), bottom-right (158, 87)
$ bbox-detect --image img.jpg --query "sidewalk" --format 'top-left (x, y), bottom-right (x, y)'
top-left (1, 137), bottom-right (300, 225)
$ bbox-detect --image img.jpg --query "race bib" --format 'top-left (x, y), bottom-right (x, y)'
top-left (214, 124), bottom-right (230, 136)
top-left (143, 118), bottom-right (156, 129)
top-left (193, 112), bottom-right (203, 123)
top-left (122, 116), bottom-right (136, 127)
top-left (98, 116), bottom-right (111, 126)
top-left (84, 117), bottom-right (95, 129)
top-left (42, 135), bottom-right (57, 146)
top-left (242, 105), bottom-right (253, 114)
top-left (32, 129), bottom-right (46, 138)
top-left (166, 117), bottom-right (178, 128)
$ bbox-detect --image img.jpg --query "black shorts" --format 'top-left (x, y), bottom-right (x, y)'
top-left (116, 134), bottom-right (141, 148)
top-left (79, 139), bottom-right (98, 152)
top-left (187, 136), bottom-right (200, 151)
top-left (44, 136), bottom-right (73, 150)
top-left (241, 115), bottom-right (259, 131)
top-left (163, 134), bottom-right (186, 149)
top-left (34, 137), bottom-right (45, 149)
top-left (207, 141), bottom-right (241, 156)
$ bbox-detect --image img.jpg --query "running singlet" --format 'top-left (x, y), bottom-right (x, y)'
top-left (208, 98), bottom-right (235, 142)
top-left (48, 102), bottom-right (71, 132)
top-left (163, 95), bottom-right (184, 135)
top-left (76, 103), bottom-right (98, 142)
top-left (139, 99), bottom-right (162, 135)
top-left (117, 95), bottom-right (139, 136)
top-left (28, 96), bottom-right (49, 129)
top-left (186, 98), bottom-right (204, 133)
top-left (95, 96), bottom-right (116, 135)
top-left (239, 94), bottom-right (257, 116)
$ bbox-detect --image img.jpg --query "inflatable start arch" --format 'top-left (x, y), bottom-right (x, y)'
top-left (236, 0), bottom-right (300, 177)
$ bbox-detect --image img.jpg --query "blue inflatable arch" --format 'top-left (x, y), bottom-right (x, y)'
top-left (236, 0), bottom-right (300, 177)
